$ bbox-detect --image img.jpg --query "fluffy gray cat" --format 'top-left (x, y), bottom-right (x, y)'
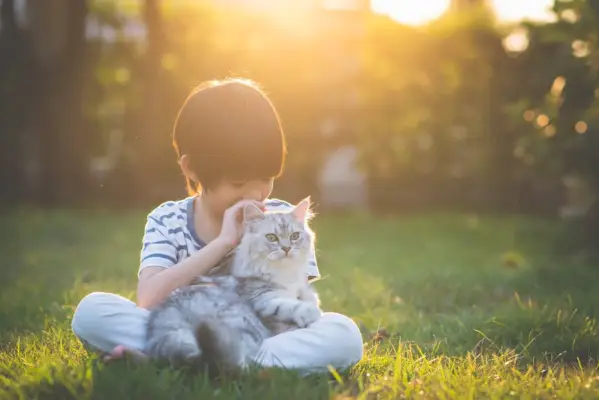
top-left (144, 198), bottom-right (322, 372)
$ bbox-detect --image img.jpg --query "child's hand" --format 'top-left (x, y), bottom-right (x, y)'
top-left (217, 199), bottom-right (265, 248)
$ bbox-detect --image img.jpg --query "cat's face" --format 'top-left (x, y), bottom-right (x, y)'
top-left (241, 198), bottom-right (313, 262)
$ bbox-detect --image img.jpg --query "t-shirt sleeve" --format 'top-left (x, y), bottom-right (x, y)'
top-left (264, 198), bottom-right (321, 279)
top-left (138, 208), bottom-right (179, 275)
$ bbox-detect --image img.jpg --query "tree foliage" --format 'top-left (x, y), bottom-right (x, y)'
top-left (4, 0), bottom-right (599, 213)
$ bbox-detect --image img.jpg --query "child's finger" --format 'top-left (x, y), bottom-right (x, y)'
top-left (237, 199), bottom-right (265, 210)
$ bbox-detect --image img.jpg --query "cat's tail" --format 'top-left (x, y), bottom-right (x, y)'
top-left (144, 328), bottom-right (203, 366)
top-left (195, 319), bottom-right (255, 374)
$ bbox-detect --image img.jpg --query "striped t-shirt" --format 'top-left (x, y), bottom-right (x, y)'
top-left (139, 197), bottom-right (320, 279)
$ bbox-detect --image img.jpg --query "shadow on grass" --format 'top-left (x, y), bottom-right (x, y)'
top-left (4, 358), bottom-right (335, 400)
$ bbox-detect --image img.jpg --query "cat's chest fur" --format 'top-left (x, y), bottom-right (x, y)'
top-left (266, 267), bottom-right (308, 295)
top-left (279, 280), bottom-right (305, 300)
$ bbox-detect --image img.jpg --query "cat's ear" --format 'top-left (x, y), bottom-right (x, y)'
top-left (243, 203), bottom-right (265, 224)
top-left (292, 196), bottom-right (313, 221)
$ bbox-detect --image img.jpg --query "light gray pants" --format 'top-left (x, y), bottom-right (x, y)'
top-left (71, 292), bottom-right (364, 373)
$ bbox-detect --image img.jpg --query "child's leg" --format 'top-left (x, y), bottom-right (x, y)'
top-left (71, 292), bottom-right (149, 354)
top-left (72, 293), bottom-right (364, 373)
top-left (253, 312), bottom-right (364, 373)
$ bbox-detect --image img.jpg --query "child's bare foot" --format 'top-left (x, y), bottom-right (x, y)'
top-left (102, 345), bottom-right (149, 364)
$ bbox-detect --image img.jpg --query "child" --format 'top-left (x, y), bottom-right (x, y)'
top-left (71, 78), bottom-right (364, 373)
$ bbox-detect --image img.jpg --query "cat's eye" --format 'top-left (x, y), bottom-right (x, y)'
top-left (265, 234), bottom-right (279, 242)
top-left (290, 232), bottom-right (300, 241)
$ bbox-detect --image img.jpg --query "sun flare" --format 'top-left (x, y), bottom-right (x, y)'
top-left (371, 0), bottom-right (556, 26)
top-left (490, 0), bottom-right (555, 23)
top-left (370, 0), bottom-right (451, 26)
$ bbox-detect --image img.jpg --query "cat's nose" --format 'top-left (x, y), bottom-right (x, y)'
top-left (281, 246), bottom-right (290, 254)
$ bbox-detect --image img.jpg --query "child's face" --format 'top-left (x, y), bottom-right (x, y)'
top-left (205, 178), bottom-right (274, 215)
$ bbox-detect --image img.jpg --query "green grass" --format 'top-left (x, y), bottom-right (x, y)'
top-left (2, 209), bottom-right (599, 398)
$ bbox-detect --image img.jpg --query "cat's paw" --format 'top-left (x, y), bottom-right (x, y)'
top-left (292, 302), bottom-right (322, 328)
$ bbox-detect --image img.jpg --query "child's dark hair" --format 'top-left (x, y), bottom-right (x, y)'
top-left (172, 78), bottom-right (287, 195)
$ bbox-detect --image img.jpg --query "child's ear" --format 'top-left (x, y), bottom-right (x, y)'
top-left (243, 203), bottom-right (265, 224)
top-left (292, 196), bottom-right (312, 221)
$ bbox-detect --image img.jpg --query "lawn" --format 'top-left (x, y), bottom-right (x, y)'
top-left (2, 209), bottom-right (599, 398)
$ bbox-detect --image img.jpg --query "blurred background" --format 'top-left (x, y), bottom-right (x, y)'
top-left (1, 0), bottom-right (598, 223)
top-left (6, 4), bottom-right (599, 392)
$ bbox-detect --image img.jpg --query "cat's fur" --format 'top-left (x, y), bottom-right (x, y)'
top-left (144, 198), bottom-right (321, 372)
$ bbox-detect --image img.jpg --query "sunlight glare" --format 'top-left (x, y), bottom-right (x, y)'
top-left (371, 0), bottom-right (557, 25)
top-left (490, 0), bottom-right (556, 23)
top-left (503, 28), bottom-right (529, 53)
top-left (371, 0), bottom-right (451, 26)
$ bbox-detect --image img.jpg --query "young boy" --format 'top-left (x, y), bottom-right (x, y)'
top-left (71, 78), bottom-right (363, 373)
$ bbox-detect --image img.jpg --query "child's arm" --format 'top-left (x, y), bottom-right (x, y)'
top-left (136, 199), bottom-right (264, 310)
top-left (137, 238), bottom-right (232, 309)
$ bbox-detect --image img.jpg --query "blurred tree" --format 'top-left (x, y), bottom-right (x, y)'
top-left (523, 0), bottom-right (599, 191)
top-left (100, 0), bottom-right (188, 206)
top-left (111, 0), bottom-right (171, 204)
top-left (0, 0), bottom-right (30, 207)
top-left (8, 0), bottom-right (595, 215)
top-left (131, 0), bottom-right (172, 200)
top-left (511, 0), bottom-right (599, 257)
top-left (27, 0), bottom-right (91, 206)
top-left (448, 1), bottom-right (534, 212)
top-left (356, 6), bottom-right (529, 213)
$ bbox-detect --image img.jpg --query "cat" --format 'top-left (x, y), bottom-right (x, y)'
top-left (143, 197), bottom-right (322, 373)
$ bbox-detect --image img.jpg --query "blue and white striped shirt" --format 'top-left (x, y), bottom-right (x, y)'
top-left (139, 197), bottom-right (320, 279)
